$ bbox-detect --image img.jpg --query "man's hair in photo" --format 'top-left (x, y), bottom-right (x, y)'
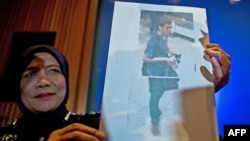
top-left (157, 15), bottom-right (173, 28)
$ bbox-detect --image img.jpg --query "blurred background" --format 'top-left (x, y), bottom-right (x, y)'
top-left (0, 0), bottom-right (249, 139)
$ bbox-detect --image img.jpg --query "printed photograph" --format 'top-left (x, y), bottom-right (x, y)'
top-left (101, 2), bottom-right (217, 141)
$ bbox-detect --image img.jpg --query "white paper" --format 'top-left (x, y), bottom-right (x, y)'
top-left (100, 2), bottom-right (218, 141)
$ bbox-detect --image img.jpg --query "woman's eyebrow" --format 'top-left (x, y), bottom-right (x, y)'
top-left (46, 64), bottom-right (60, 68)
top-left (24, 66), bottom-right (39, 71)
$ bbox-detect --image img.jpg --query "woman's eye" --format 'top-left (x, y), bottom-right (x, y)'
top-left (24, 72), bottom-right (36, 78)
top-left (49, 69), bottom-right (60, 74)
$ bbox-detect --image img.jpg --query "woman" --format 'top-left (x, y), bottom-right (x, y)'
top-left (0, 45), bottom-right (105, 141)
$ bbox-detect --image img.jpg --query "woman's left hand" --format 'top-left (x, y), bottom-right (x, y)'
top-left (204, 43), bottom-right (231, 92)
top-left (48, 123), bottom-right (106, 141)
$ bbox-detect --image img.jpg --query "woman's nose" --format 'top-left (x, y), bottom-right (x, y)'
top-left (36, 77), bottom-right (51, 88)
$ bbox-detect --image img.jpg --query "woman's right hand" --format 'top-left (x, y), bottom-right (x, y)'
top-left (48, 123), bottom-right (106, 141)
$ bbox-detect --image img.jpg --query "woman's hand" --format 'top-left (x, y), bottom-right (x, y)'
top-left (48, 123), bottom-right (106, 141)
top-left (204, 43), bottom-right (231, 92)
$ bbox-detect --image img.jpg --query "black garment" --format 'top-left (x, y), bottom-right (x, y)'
top-left (0, 108), bottom-right (101, 141)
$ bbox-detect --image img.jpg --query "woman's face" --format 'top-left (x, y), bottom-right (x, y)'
top-left (20, 52), bottom-right (66, 113)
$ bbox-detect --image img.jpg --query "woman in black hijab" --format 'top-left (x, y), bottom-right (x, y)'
top-left (0, 45), bottom-right (105, 141)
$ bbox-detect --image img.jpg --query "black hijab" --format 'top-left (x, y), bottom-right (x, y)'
top-left (14, 44), bottom-right (69, 120)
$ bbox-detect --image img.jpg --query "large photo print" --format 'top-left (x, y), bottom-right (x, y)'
top-left (101, 2), bottom-right (217, 141)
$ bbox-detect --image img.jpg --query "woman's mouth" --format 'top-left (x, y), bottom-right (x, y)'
top-left (34, 93), bottom-right (55, 99)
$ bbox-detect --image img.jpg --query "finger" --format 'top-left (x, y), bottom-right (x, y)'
top-left (204, 48), bottom-right (222, 54)
top-left (57, 123), bottom-right (105, 139)
top-left (204, 48), bottom-right (221, 59)
top-left (211, 57), bottom-right (223, 85)
top-left (205, 48), bottom-right (230, 62)
top-left (219, 52), bottom-right (231, 72)
top-left (205, 43), bottom-right (222, 50)
top-left (203, 45), bottom-right (221, 62)
top-left (211, 57), bottom-right (223, 76)
top-left (205, 44), bottom-right (230, 60)
top-left (203, 49), bottom-right (220, 64)
top-left (204, 48), bottom-right (231, 74)
top-left (207, 49), bottom-right (231, 75)
top-left (59, 130), bottom-right (101, 141)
